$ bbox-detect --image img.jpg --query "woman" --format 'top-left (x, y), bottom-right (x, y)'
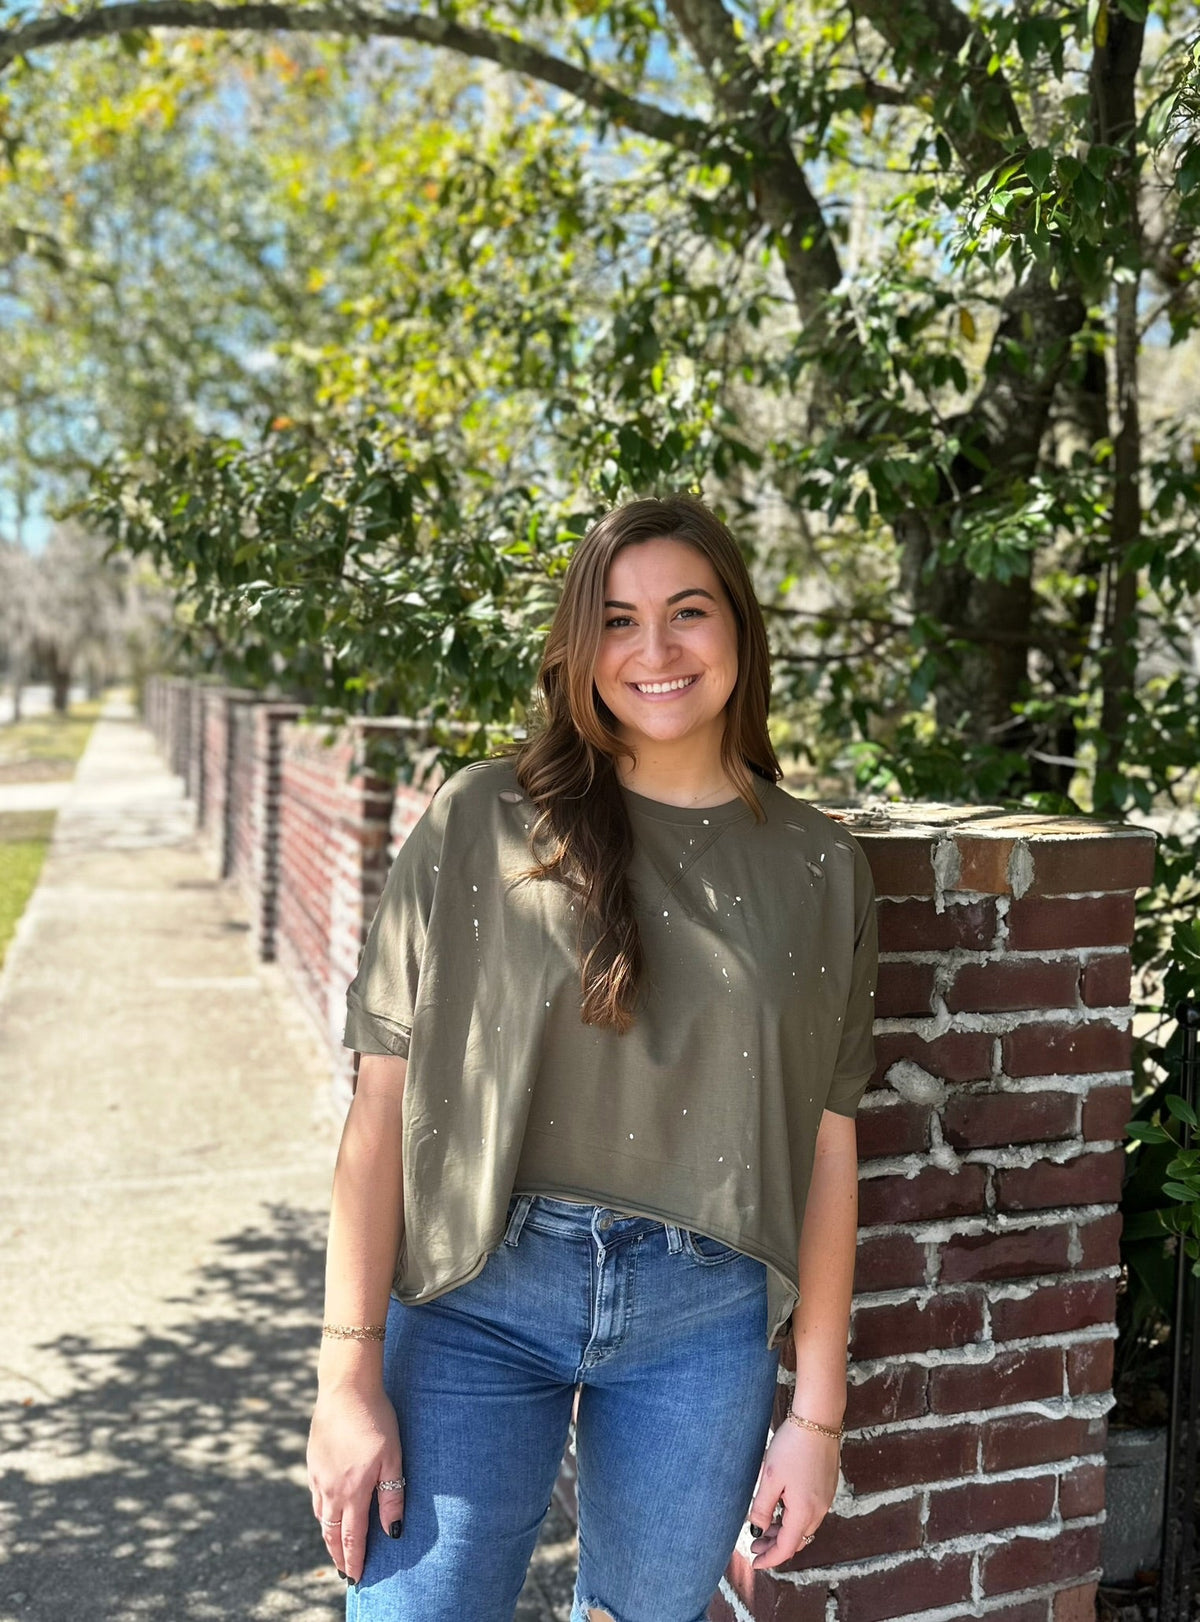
top-left (307, 493), bottom-right (878, 1622)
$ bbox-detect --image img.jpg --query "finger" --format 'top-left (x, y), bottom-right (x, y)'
top-left (761, 1498), bottom-right (819, 1568)
top-left (748, 1475), bottom-right (783, 1539)
top-left (340, 1499), bottom-right (370, 1585)
top-left (376, 1456), bottom-right (406, 1540)
top-left (317, 1503), bottom-right (348, 1579)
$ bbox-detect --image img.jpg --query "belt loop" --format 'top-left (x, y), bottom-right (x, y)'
top-left (503, 1193), bottom-right (534, 1247)
top-left (664, 1222), bottom-right (683, 1254)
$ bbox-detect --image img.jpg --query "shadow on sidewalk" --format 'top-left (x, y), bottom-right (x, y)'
top-left (0, 1207), bottom-right (338, 1621)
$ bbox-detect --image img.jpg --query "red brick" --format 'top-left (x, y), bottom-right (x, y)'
top-left (981, 1413), bottom-right (1108, 1472)
top-left (858, 1164), bottom-right (989, 1225)
top-left (1066, 1338), bottom-right (1114, 1396)
top-left (873, 1029), bottom-right (993, 1084)
top-left (851, 1290), bottom-right (986, 1359)
top-left (1003, 1020), bottom-right (1131, 1078)
top-left (876, 960), bottom-right (937, 1017)
top-left (939, 1226), bottom-right (1073, 1284)
top-left (1081, 1084), bottom-right (1132, 1142)
top-left (725, 1551), bottom-right (825, 1622)
top-left (946, 959), bottom-right (1081, 1015)
top-left (845, 1362), bottom-right (929, 1428)
top-left (854, 1231), bottom-right (929, 1291)
top-left (707, 1589), bottom-right (737, 1622)
top-left (840, 1423), bottom-right (979, 1494)
top-left (1060, 1460), bottom-right (1106, 1517)
top-left (1077, 1212), bottom-right (1123, 1269)
top-left (991, 1278), bottom-right (1117, 1340)
top-left (1080, 952), bottom-right (1132, 1008)
top-left (1053, 1583), bottom-right (1100, 1622)
top-left (879, 897), bottom-right (998, 952)
top-left (929, 1346), bottom-right (1064, 1414)
top-left (1007, 894), bottom-right (1136, 951)
top-left (956, 835), bottom-right (1020, 896)
top-left (866, 837), bottom-right (938, 898)
top-left (926, 1472), bottom-right (1057, 1540)
top-left (783, 1498), bottom-right (923, 1570)
top-left (962, 1603), bottom-right (1049, 1622)
top-left (856, 1101), bottom-right (932, 1159)
top-left (981, 1524), bottom-right (1103, 1596)
top-left (942, 1089), bottom-right (1079, 1149)
top-left (837, 1553), bottom-right (973, 1622)
top-left (996, 1150), bottom-right (1125, 1212)
top-left (1027, 836), bottom-right (1156, 897)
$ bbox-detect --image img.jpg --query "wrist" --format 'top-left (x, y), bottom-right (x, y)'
top-left (317, 1336), bottom-right (385, 1394)
top-left (787, 1376), bottom-right (846, 1434)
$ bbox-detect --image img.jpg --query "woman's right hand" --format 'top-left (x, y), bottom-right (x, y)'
top-left (307, 1381), bottom-right (406, 1583)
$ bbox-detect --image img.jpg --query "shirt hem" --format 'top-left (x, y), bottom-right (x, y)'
top-left (512, 1180), bottom-right (799, 1351)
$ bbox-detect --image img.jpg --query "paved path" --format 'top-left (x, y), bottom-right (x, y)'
top-left (0, 702), bottom-right (574, 1622)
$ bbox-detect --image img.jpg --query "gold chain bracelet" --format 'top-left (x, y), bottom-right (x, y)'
top-left (786, 1410), bottom-right (844, 1441)
top-left (322, 1322), bottom-right (386, 1342)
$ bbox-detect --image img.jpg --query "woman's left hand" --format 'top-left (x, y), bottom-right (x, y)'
top-left (746, 1420), bottom-right (840, 1569)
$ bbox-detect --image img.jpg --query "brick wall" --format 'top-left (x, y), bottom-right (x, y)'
top-left (141, 680), bottom-right (1157, 1622)
top-left (714, 806), bottom-right (1154, 1622)
top-left (272, 719), bottom-right (417, 1072)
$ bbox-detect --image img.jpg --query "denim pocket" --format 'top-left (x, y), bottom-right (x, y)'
top-left (682, 1229), bottom-right (743, 1265)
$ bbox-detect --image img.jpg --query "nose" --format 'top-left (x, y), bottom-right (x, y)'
top-left (639, 619), bottom-right (682, 667)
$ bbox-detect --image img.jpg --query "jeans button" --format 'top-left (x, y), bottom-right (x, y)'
top-left (597, 1213), bottom-right (613, 1231)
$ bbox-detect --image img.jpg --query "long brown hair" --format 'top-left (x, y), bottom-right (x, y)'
top-left (501, 493), bottom-right (781, 1034)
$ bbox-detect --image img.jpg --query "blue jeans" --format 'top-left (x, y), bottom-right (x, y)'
top-left (348, 1194), bottom-right (781, 1622)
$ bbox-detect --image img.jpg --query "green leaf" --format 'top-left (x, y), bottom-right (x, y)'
top-left (1162, 1181), bottom-right (1197, 1203)
top-left (1025, 148), bottom-right (1053, 192)
top-left (1179, 145), bottom-right (1200, 198)
top-left (1165, 1093), bottom-right (1199, 1130)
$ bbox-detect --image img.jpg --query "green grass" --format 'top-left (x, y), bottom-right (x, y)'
top-left (0, 811), bottom-right (56, 969)
top-left (0, 699), bottom-right (104, 782)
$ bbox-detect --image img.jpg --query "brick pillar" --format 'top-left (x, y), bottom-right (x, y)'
top-left (716, 803), bottom-right (1156, 1622)
top-left (247, 703), bottom-right (303, 960)
top-left (196, 686), bottom-right (258, 876)
top-left (275, 719), bottom-right (401, 1079)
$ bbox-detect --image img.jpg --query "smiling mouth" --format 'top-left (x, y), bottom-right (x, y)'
top-left (629, 674), bottom-right (701, 695)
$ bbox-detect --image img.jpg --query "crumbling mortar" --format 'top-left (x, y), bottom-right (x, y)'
top-left (876, 1005), bottom-right (1131, 1038)
top-left (769, 1510), bottom-right (1105, 1585)
top-left (857, 1134), bottom-right (1115, 1179)
top-left (826, 1453), bottom-right (1109, 1519)
top-left (856, 1197), bottom-right (1119, 1242)
top-left (985, 1264), bottom-right (1120, 1302)
top-left (843, 1319), bottom-right (1116, 1383)
top-left (843, 1389), bottom-right (1112, 1441)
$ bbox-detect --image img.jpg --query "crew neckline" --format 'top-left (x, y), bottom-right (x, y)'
top-left (618, 779), bottom-right (759, 825)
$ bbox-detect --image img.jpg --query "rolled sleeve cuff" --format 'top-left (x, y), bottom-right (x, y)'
top-left (343, 999), bottom-right (412, 1058)
top-left (823, 1070), bottom-right (872, 1119)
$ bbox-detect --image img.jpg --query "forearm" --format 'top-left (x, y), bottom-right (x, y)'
top-left (318, 1053), bottom-right (407, 1394)
top-left (789, 1109), bottom-right (859, 1427)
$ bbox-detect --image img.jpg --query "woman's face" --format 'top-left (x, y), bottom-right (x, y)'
top-left (592, 537), bottom-right (740, 756)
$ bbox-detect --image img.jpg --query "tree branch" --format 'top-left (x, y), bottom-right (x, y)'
top-left (663, 0), bottom-right (843, 323)
top-left (0, 1), bottom-right (708, 151)
top-left (848, 0), bottom-right (1023, 182)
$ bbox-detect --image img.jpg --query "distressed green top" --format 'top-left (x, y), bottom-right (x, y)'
top-left (343, 755), bottom-right (878, 1349)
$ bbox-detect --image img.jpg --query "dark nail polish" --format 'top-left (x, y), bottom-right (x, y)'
top-left (337, 1569), bottom-right (347, 1580)
top-left (750, 1523), bottom-right (763, 1538)
top-left (388, 1519), bottom-right (403, 1539)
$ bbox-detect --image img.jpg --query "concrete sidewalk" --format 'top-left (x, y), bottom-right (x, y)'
top-left (0, 701), bottom-right (574, 1622)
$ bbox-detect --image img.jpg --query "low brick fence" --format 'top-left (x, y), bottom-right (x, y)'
top-left (144, 677), bottom-right (1157, 1622)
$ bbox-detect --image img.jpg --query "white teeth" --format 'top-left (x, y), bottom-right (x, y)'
top-left (634, 676), bottom-right (697, 694)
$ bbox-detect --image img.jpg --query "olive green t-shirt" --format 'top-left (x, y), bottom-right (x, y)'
top-left (343, 756), bottom-right (878, 1350)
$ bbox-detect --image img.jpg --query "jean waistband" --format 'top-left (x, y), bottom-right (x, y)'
top-left (503, 1193), bottom-right (684, 1252)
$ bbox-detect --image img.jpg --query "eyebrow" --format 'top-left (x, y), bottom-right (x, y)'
top-left (603, 588), bottom-right (717, 610)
